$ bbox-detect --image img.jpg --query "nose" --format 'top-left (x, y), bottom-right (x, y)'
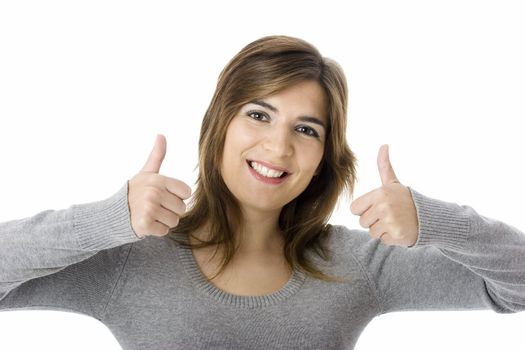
top-left (262, 125), bottom-right (293, 158)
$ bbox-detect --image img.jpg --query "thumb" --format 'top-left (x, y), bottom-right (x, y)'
top-left (377, 144), bottom-right (400, 185)
top-left (141, 134), bottom-right (167, 173)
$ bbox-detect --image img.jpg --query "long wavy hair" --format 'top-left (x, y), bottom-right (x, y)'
top-left (169, 35), bottom-right (358, 282)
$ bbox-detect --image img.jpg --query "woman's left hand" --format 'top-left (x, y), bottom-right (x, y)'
top-left (350, 145), bottom-right (419, 247)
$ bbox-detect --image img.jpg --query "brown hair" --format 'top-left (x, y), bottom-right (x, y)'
top-left (169, 35), bottom-right (358, 283)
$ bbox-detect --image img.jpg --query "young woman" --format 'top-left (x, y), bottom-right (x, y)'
top-left (1, 35), bottom-right (524, 349)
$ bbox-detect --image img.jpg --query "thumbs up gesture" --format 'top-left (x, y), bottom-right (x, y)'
top-left (350, 145), bottom-right (419, 247)
top-left (128, 134), bottom-right (192, 238)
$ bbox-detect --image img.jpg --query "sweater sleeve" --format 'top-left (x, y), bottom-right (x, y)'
top-left (0, 181), bottom-right (142, 319)
top-left (348, 187), bottom-right (525, 315)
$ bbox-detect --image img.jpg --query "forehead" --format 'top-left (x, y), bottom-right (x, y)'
top-left (248, 80), bottom-right (328, 123)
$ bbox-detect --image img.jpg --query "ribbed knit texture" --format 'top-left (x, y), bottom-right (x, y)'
top-left (1, 183), bottom-right (524, 349)
top-left (408, 186), bottom-right (470, 250)
top-left (175, 231), bottom-right (307, 309)
top-left (74, 181), bottom-right (143, 251)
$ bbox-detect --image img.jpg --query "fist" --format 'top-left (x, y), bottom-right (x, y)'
top-left (350, 145), bottom-right (419, 247)
top-left (128, 134), bottom-right (192, 238)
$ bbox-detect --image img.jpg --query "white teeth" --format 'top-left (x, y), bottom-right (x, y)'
top-left (249, 161), bottom-right (285, 178)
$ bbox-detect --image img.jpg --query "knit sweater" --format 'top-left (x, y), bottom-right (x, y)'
top-left (1, 182), bottom-right (524, 349)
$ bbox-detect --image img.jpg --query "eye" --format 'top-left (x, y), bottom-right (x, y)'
top-left (296, 125), bottom-right (320, 138)
top-left (246, 110), bottom-right (269, 121)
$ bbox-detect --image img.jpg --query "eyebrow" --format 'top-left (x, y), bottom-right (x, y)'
top-left (249, 100), bottom-right (326, 130)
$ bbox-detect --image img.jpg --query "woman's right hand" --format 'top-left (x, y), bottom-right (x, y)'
top-left (128, 134), bottom-right (192, 238)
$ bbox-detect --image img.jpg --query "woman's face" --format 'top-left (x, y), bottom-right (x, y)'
top-left (220, 80), bottom-right (328, 215)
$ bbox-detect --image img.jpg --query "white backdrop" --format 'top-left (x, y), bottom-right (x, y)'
top-left (1, 0), bottom-right (524, 349)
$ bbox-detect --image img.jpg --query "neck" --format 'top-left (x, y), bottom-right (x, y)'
top-left (236, 206), bottom-right (284, 254)
top-left (192, 206), bottom-right (284, 255)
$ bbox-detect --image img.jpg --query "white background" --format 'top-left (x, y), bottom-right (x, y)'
top-left (1, 0), bottom-right (524, 349)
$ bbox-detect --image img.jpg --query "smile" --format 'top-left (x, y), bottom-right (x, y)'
top-left (247, 160), bottom-right (290, 184)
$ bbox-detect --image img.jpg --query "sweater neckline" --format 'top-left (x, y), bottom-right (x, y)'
top-left (173, 232), bottom-right (306, 308)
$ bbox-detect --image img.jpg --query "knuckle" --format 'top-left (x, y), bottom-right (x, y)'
top-left (377, 190), bottom-right (388, 201)
top-left (143, 202), bottom-right (157, 216)
top-left (145, 187), bottom-right (162, 200)
top-left (380, 202), bottom-right (393, 214)
top-left (383, 215), bottom-right (394, 227)
top-left (376, 203), bottom-right (386, 215)
top-left (136, 217), bottom-right (150, 232)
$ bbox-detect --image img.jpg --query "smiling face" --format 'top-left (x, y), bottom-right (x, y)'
top-left (220, 80), bottom-right (328, 216)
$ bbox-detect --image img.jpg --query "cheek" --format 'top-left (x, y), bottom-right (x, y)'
top-left (223, 120), bottom-right (258, 153)
top-left (221, 121), bottom-right (254, 167)
top-left (306, 147), bottom-right (325, 173)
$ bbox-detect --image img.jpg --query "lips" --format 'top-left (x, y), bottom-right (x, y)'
top-left (246, 159), bottom-right (291, 174)
top-left (246, 160), bottom-right (291, 184)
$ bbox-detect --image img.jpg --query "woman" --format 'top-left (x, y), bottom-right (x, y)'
top-left (1, 35), bottom-right (524, 349)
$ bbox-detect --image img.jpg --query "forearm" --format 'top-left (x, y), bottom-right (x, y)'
top-left (0, 182), bottom-right (139, 296)
top-left (409, 187), bottom-right (525, 313)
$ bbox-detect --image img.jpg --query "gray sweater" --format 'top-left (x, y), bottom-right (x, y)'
top-left (1, 182), bottom-right (524, 349)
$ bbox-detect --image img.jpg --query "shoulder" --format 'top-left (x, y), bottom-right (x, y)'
top-left (323, 224), bottom-right (379, 258)
top-left (323, 224), bottom-right (430, 262)
top-left (127, 234), bottom-right (178, 257)
top-left (320, 224), bottom-right (410, 276)
top-left (306, 224), bottom-right (383, 278)
top-left (102, 236), bottom-right (190, 296)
